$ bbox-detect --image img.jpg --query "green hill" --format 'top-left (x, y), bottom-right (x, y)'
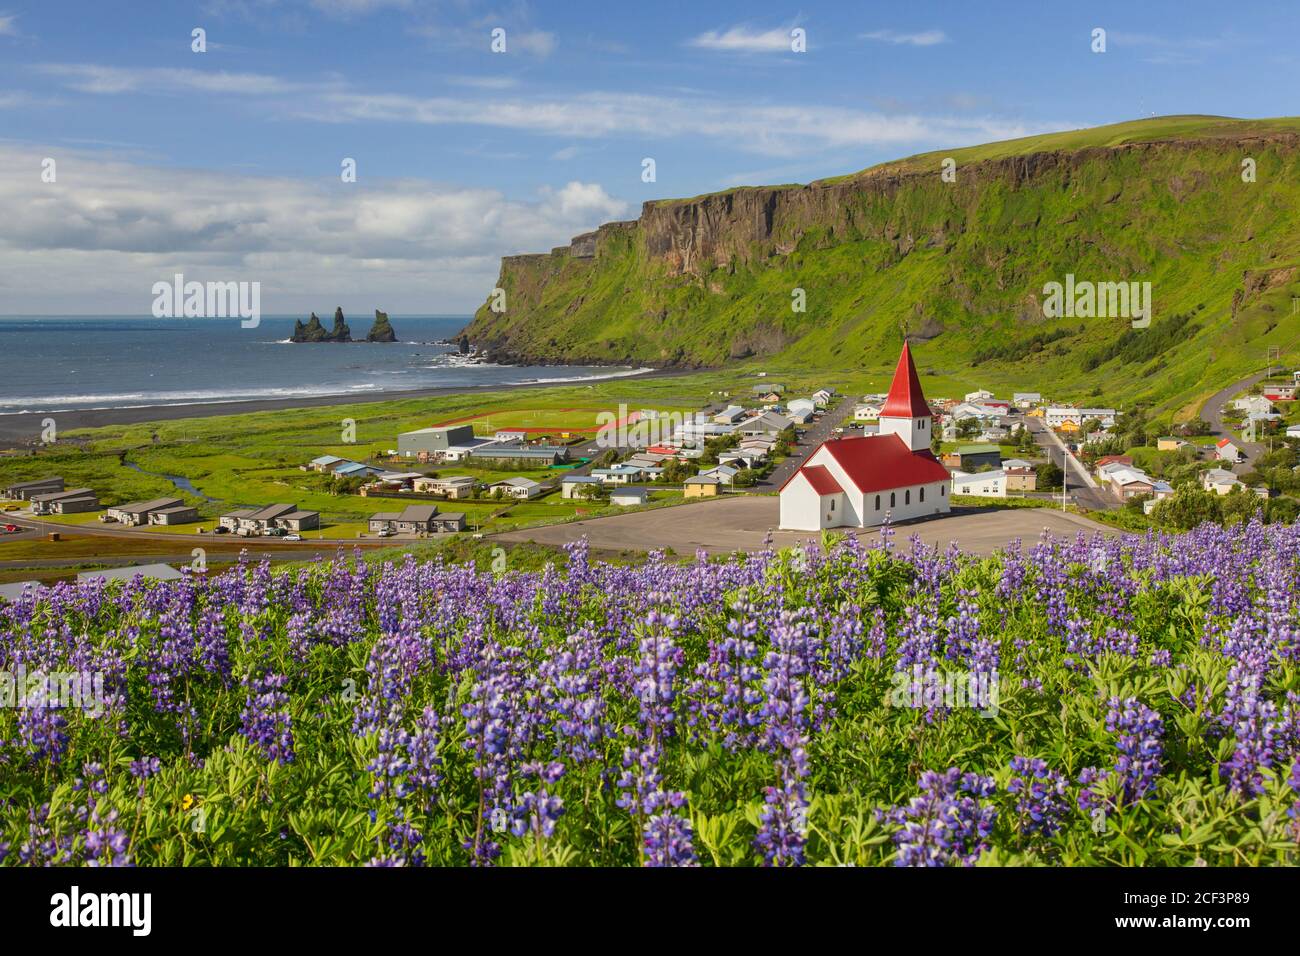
top-left (462, 115), bottom-right (1300, 418)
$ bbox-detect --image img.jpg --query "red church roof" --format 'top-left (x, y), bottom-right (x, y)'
top-left (821, 435), bottom-right (951, 493)
top-left (880, 341), bottom-right (933, 419)
top-left (798, 465), bottom-right (844, 496)
top-left (780, 434), bottom-right (951, 495)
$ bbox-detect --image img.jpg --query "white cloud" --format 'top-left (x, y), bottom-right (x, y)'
top-left (0, 12), bottom-right (17, 36)
top-left (40, 64), bottom-right (306, 95)
top-left (312, 89), bottom-right (1064, 157)
top-left (862, 29), bottom-right (948, 47)
top-left (689, 25), bottom-right (796, 53)
top-left (0, 143), bottom-right (628, 312)
top-left (510, 30), bottom-right (556, 57)
top-left (309, 0), bottom-right (411, 15)
top-left (37, 60), bottom-right (1068, 158)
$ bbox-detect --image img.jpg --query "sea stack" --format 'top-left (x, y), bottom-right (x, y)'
top-left (367, 310), bottom-right (398, 342)
top-left (329, 307), bottom-right (352, 342)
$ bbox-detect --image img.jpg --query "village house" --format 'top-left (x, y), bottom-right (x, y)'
top-left (1013, 392), bottom-right (1041, 408)
top-left (2, 476), bottom-right (64, 500)
top-left (1045, 406), bottom-right (1117, 429)
top-left (148, 505), bottom-right (200, 526)
top-left (1232, 395), bottom-right (1274, 418)
top-left (1102, 466), bottom-right (1155, 501)
top-left (306, 455), bottom-right (345, 473)
top-left (951, 470), bottom-right (1007, 498)
top-left (1261, 381), bottom-right (1296, 402)
top-left (1156, 436), bottom-right (1188, 452)
top-left (712, 405), bottom-right (746, 425)
top-left (591, 465), bottom-right (643, 485)
top-left (1002, 459), bottom-right (1038, 492)
top-left (610, 487), bottom-right (649, 507)
top-left (1287, 424), bottom-right (1300, 440)
top-left (699, 464), bottom-right (739, 486)
top-left (780, 342), bottom-right (951, 530)
top-left (106, 497), bottom-right (185, 526)
top-left (1094, 454), bottom-right (1133, 474)
top-left (1202, 468), bottom-right (1244, 495)
top-left (1216, 438), bottom-right (1243, 463)
top-left (949, 444), bottom-right (1001, 471)
top-left (29, 488), bottom-right (100, 515)
top-left (683, 475), bottom-right (721, 498)
top-left (468, 444), bottom-right (569, 466)
top-left (488, 477), bottom-right (543, 500)
top-left (965, 389), bottom-right (994, 403)
top-left (738, 411), bottom-right (792, 437)
top-left (219, 503), bottom-right (320, 535)
top-left (368, 504), bottom-right (441, 535)
top-left (494, 430), bottom-right (529, 442)
top-left (430, 512), bottom-right (467, 532)
top-left (812, 388), bottom-right (835, 407)
top-left (413, 475), bottom-right (478, 498)
top-left (1142, 480), bottom-right (1176, 514)
top-left (397, 425), bottom-right (476, 459)
top-left (785, 404), bottom-right (815, 425)
top-left (560, 475), bottom-right (603, 499)
top-left (854, 402), bottom-right (882, 422)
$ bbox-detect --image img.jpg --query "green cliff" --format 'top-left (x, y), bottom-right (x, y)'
top-left (462, 116), bottom-right (1300, 415)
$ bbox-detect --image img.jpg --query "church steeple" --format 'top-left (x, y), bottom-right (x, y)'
top-left (878, 340), bottom-right (933, 451)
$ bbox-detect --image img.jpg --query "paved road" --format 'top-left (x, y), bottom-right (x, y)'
top-left (493, 495), bottom-right (1115, 558)
top-left (757, 397), bottom-right (856, 490)
top-left (1201, 369), bottom-right (1272, 472)
top-left (1024, 417), bottom-right (1112, 512)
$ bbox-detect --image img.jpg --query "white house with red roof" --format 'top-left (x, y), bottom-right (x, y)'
top-left (779, 342), bottom-right (952, 530)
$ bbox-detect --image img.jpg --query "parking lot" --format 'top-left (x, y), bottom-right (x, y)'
top-left (493, 495), bottom-right (1114, 557)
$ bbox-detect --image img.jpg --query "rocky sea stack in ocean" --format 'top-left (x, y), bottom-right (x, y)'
top-left (291, 307), bottom-right (352, 342)
top-left (366, 310), bottom-right (398, 342)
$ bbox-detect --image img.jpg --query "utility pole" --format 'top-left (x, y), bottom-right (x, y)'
top-left (1061, 452), bottom-right (1067, 511)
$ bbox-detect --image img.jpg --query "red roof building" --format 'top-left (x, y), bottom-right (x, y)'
top-left (779, 341), bottom-right (954, 530)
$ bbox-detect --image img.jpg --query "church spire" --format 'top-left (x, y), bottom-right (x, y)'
top-left (880, 340), bottom-right (933, 419)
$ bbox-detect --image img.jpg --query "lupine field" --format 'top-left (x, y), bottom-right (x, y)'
top-left (2, 520), bottom-right (1299, 867)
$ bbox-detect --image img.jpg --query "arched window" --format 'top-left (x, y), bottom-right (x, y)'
top-left (875, 494), bottom-right (881, 510)
top-left (920, 487), bottom-right (925, 502)
top-left (905, 490), bottom-right (911, 505)
top-left (890, 492), bottom-right (896, 508)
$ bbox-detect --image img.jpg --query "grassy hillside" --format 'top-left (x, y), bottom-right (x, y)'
top-left (464, 116), bottom-right (1300, 417)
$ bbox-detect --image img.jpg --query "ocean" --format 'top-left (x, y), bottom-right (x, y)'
top-left (0, 316), bottom-right (647, 415)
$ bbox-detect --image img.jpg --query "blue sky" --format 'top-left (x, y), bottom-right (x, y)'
top-left (1, 0), bottom-right (1298, 313)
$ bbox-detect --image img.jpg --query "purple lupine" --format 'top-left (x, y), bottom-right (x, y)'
top-left (1007, 756), bottom-right (1070, 837)
top-left (890, 768), bottom-right (997, 867)
top-left (239, 672), bottom-right (294, 764)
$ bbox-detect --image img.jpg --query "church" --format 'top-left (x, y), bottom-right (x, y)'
top-left (778, 341), bottom-right (952, 531)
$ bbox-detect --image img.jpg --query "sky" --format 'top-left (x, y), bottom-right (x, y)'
top-left (1, 0), bottom-right (1299, 314)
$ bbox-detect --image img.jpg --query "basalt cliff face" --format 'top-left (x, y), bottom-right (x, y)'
top-left (460, 117), bottom-right (1300, 410)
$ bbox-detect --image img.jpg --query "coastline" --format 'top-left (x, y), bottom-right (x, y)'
top-left (0, 366), bottom-right (696, 447)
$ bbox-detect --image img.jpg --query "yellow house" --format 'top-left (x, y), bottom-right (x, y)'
top-left (1026, 407), bottom-right (1045, 418)
top-left (1156, 436), bottom-right (1186, 452)
top-left (684, 475), bottom-right (721, 498)
top-left (1057, 420), bottom-right (1081, 434)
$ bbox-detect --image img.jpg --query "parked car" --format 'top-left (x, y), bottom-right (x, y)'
top-left (377, 529), bottom-right (395, 538)
top-left (264, 528), bottom-right (286, 537)
top-left (212, 526), bottom-right (230, 534)
top-left (2, 524), bottom-right (18, 534)
top-left (283, 534), bottom-right (302, 542)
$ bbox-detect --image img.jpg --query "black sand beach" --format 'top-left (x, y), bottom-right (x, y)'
top-left (0, 367), bottom-right (695, 447)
